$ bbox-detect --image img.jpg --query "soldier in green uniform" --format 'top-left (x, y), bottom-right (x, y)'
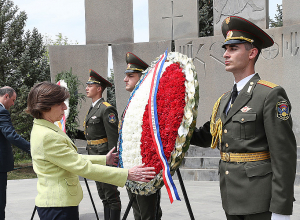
top-left (84, 69), bottom-right (121, 220)
top-left (123, 52), bottom-right (162, 220)
top-left (191, 16), bottom-right (297, 220)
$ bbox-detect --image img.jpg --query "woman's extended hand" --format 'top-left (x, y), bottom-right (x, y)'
top-left (106, 147), bottom-right (119, 166)
top-left (128, 164), bottom-right (156, 182)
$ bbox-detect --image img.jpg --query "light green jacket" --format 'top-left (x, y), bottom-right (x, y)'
top-left (30, 119), bottom-right (128, 207)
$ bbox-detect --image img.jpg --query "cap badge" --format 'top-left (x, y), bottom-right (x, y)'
top-left (225, 17), bottom-right (231, 24)
top-left (127, 64), bottom-right (131, 69)
top-left (226, 31), bottom-right (233, 40)
top-left (127, 53), bottom-right (130, 57)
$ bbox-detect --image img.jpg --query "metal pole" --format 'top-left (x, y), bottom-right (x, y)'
top-left (176, 168), bottom-right (195, 220)
top-left (30, 205), bottom-right (37, 220)
top-left (84, 178), bottom-right (99, 220)
top-left (122, 195), bottom-right (135, 220)
top-left (155, 189), bottom-right (161, 220)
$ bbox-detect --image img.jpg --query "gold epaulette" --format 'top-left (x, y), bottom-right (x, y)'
top-left (257, 80), bottom-right (278, 89)
top-left (102, 102), bottom-right (111, 107)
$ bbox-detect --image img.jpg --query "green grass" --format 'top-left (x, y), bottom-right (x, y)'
top-left (7, 159), bottom-right (37, 180)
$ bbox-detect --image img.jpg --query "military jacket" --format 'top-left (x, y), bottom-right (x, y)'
top-left (192, 74), bottom-right (297, 215)
top-left (84, 98), bottom-right (119, 154)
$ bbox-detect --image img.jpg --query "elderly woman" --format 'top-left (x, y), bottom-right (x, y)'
top-left (26, 82), bottom-right (155, 220)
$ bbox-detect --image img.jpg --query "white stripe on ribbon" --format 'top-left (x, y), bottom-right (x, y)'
top-left (56, 80), bottom-right (67, 133)
top-left (148, 50), bottom-right (180, 203)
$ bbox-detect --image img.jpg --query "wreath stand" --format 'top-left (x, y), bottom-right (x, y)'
top-left (122, 168), bottom-right (195, 220)
top-left (30, 178), bottom-right (99, 220)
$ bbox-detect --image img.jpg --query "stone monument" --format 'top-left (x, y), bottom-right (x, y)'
top-left (49, 1), bottom-right (300, 185)
top-left (283, 0), bottom-right (300, 26)
top-left (148, 0), bottom-right (199, 42)
top-left (213, 0), bottom-right (269, 35)
top-left (85, 0), bottom-right (134, 44)
top-left (173, 1), bottom-right (300, 143)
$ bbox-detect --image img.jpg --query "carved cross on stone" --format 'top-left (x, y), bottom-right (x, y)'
top-left (162, 1), bottom-right (183, 51)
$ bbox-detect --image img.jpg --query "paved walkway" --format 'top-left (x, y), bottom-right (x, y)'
top-left (5, 178), bottom-right (300, 220)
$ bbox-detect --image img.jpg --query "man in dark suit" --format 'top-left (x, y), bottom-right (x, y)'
top-left (0, 86), bottom-right (30, 220)
top-left (83, 70), bottom-right (121, 220)
top-left (123, 52), bottom-right (162, 220)
top-left (191, 16), bottom-right (297, 220)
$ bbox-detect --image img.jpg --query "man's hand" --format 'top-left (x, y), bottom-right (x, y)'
top-left (106, 147), bottom-right (118, 166)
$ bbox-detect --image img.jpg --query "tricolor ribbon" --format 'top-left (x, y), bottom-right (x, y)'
top-left (57, 115), bottom-right (66, 133)
top-left (56, 80), bottom-right (67, 133)
top-left (148, 50), bottom-right (181, 203)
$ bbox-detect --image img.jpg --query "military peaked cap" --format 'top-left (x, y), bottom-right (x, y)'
top-left (86, 69), bottom-right (112, 87)
top-left (221, 16), bottom-right (274, 50)
top-left (125, 52), bottom-right (149, 73)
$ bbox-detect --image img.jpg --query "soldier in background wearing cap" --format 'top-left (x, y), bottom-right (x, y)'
top-left (123, 52), bottom-right (162, 220)
top-left (191, 16), bottom-right (297, 220)
top-left (84, 69), bottom-right (121, 220)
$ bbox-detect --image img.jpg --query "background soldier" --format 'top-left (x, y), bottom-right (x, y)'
top-left (123, 52), bottom-right (162, 220)
top-left (84, 70), bottom-right (121, 220)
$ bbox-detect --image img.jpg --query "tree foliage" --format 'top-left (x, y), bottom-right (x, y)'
top-left (269, 4), bottom-right (283, 28)
top-left (0, 0), bottom-right (50, 90)
top-left (0, 0), bottom-right (50, 160)
top-left (43, 33), bottom-right (78, 61)
top-left (199, 0), bottom-right (213, 37)
top-left (44, 33), bottom-right (78, 46)
top-left (55, 69), bottom-right (85, 141)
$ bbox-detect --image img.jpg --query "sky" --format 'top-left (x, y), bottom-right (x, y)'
top-left (12, 0), bottom-right (149, 45)
top-left (12, 0), bottom-right (282, 45)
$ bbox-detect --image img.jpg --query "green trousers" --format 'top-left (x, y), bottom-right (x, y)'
top-left (127, 189), bottom-right (162, 220)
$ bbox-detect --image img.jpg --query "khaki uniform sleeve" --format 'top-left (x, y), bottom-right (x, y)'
top-left (102, 106), bottom-right (119, 152)
top-left (263, 86), bottom-right (297, 215)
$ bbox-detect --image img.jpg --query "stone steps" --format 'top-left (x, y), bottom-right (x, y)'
top-left (181, 157), bottom-right (219, 169)
top-left (77, 146), bottom-right (87, 155)
top-left (172, 168), bottom-right (219, 181)
top-left (75, 139), bottom-right (88, 154)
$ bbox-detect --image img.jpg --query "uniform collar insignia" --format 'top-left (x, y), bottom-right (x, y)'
top-left (240, 106), bottom-right (252, 113)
